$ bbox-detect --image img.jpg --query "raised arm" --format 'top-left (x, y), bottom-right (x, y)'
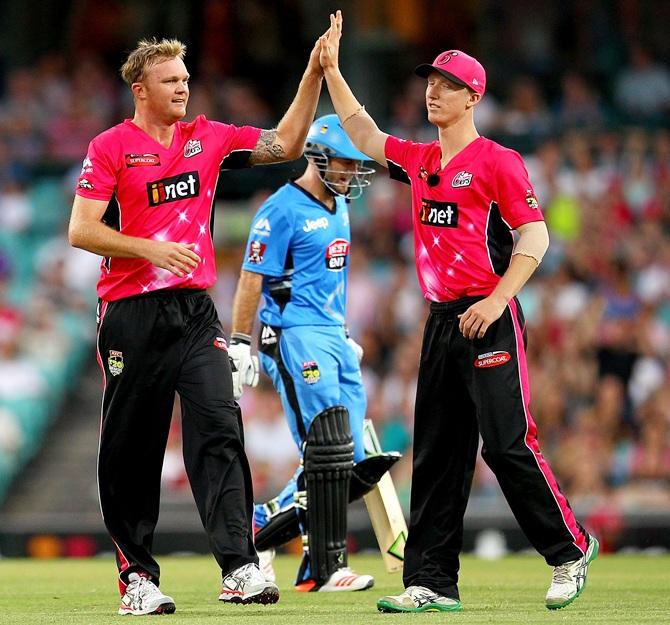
top-left (68, 195), bottom-right (200, 277)
top-left (248, 38), bottom-right (324, 165)
top-left (319, 10), bottom-right (389, 167)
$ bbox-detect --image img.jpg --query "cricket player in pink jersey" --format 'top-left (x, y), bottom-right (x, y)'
top-left (69, 36), bottom-right (326, 615)
top-left (318, 11), bottom-right (598, 614)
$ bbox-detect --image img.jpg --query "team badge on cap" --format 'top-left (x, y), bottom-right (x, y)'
top-left (414, 49), bottom-right (487, 96)
top-left (436, 51), bottom-right (459, 65)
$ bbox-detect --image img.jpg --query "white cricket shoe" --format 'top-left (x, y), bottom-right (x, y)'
top-left (219, 562), bottom-right (279, 605)
top-left (317, 567), bottom-right (374, 592)
top-left (258, 549), bottom-right (277, 582)
top-left (118, 572), bottom-right (176, 615)
top-left (545, 535), bottom-right (599, 610)
top-left (377, 585), bottom-right (462, 612)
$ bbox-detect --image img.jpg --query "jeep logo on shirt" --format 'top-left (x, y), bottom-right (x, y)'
top-left (147, 171), bottom-right (200, 206)
top-left (419, 199), bottom-right (458, 227)
top-left (325, 238), bottom-right (350, 271)
top-left (303, 216), bottom-right (329, 232)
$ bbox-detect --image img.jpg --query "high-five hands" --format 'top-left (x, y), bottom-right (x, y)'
top-left (319, 10), bottom-right (342, 71)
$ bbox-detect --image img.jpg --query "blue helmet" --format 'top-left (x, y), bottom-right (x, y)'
top-left (305, 114), bottom-right (370, 160)
top-left (304, 114), bottom-right (374, 199)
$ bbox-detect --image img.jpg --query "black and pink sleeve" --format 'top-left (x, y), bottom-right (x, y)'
top-left (495, 149), bottom-right (545, 229)
top-left (212, 122), bottom-right (263, 169)
top-left (384, 135), bottom-right (417, 186)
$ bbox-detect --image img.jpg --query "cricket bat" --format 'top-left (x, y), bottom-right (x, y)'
top-left (362, 419), bottom-right (408, 573)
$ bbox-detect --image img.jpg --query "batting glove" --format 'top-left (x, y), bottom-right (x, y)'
top-left (228, 333), bottom-right (260, 399)
top-left (346, 336), bottom-right (364, 363)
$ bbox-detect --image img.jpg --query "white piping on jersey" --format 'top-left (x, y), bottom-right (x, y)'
top-left (323, 280), bottom-right (345, 323)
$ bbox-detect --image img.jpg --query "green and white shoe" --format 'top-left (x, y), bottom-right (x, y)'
top-left (377, 585), bottom-right (462, 613)
top-left (545, 535), bottom-right (599, 610)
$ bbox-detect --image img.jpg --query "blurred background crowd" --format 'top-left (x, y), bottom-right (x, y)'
top-left (0, 0), bottom-right (669, 555)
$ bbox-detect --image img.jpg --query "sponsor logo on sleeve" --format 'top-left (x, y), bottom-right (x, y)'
top-left (108, 350), bottom-right (124, 376)
top-left (525, 189), bottom-right (539, 210)
top-left (474, 351), bottom-right (511, 368)
top-left (419, 199), bottom-right (459, 227)
top-left (302, 360), bottom-right (321, 384)
top-left (247, 240), bottom-right (267, 264)
top-left (451, 171), bottom-right (473, 187)
top-left (125, 153), bottom-right (161, 167)
top-left (252, 217), bottom-right (272, 236)
top-left (184, 139), bottom-right (202, 158)
top-left (147, 171), bottom-right (200, 206)
top-left (78, 178), bottom-right (94, 190)
top-left (81, 157), bottom-right (93, 174)
top-left (325, 238), bottom-right (350, 271)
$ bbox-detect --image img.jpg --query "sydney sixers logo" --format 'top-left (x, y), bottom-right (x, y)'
top-left (436, 51), bottom-right (459, 65)
top-left (184, 139), bottom-right (202, 158)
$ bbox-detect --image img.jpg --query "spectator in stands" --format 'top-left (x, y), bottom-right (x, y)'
top-left (0, 179), bottom-right (32, 234)
top-left (0, 271), bottom-right (46, 400)
top-left (614, 44), bottom-right (670, 123)
top-left (0, 407), bottom-right (23, 466)
top-left (497, 75), bottom-right (554, 147)
top-left (555, 72), bottom-right (607, 131)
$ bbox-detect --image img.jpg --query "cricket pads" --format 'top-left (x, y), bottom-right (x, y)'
top-left (303, 405), bottom-right (354, 584)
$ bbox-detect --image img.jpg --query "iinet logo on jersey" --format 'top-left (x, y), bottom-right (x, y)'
top-left (147, 171), bottom-right (200, 206)
top-left (419, 199), bottom-right (459, 228)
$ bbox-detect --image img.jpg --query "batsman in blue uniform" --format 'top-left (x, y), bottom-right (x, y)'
top-left (229, 115), bottom-right (396, 592)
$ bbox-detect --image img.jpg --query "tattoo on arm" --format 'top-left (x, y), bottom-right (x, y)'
top-left (249, 129), bottom-right (285, 165)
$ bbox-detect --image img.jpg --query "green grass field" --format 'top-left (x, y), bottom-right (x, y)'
top-left (0, 553), bottom-right (668, 624)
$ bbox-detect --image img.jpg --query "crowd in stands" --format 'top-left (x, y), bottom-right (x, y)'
top-left (0, 42), bottom-right (668, 552)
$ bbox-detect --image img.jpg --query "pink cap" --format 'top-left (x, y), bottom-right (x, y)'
top-left (415, 50), bottom-right (486, 95)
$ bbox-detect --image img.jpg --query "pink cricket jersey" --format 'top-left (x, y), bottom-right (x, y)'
top-left (385, 135), bottom-right (544, 302)
top-left (75, 115), bottom-right (262, 301)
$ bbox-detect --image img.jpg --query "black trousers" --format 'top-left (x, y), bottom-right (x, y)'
top-left (96, 289), bottom-right (256, 588)
top-left (404, 296), bottom-right (588, 600)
